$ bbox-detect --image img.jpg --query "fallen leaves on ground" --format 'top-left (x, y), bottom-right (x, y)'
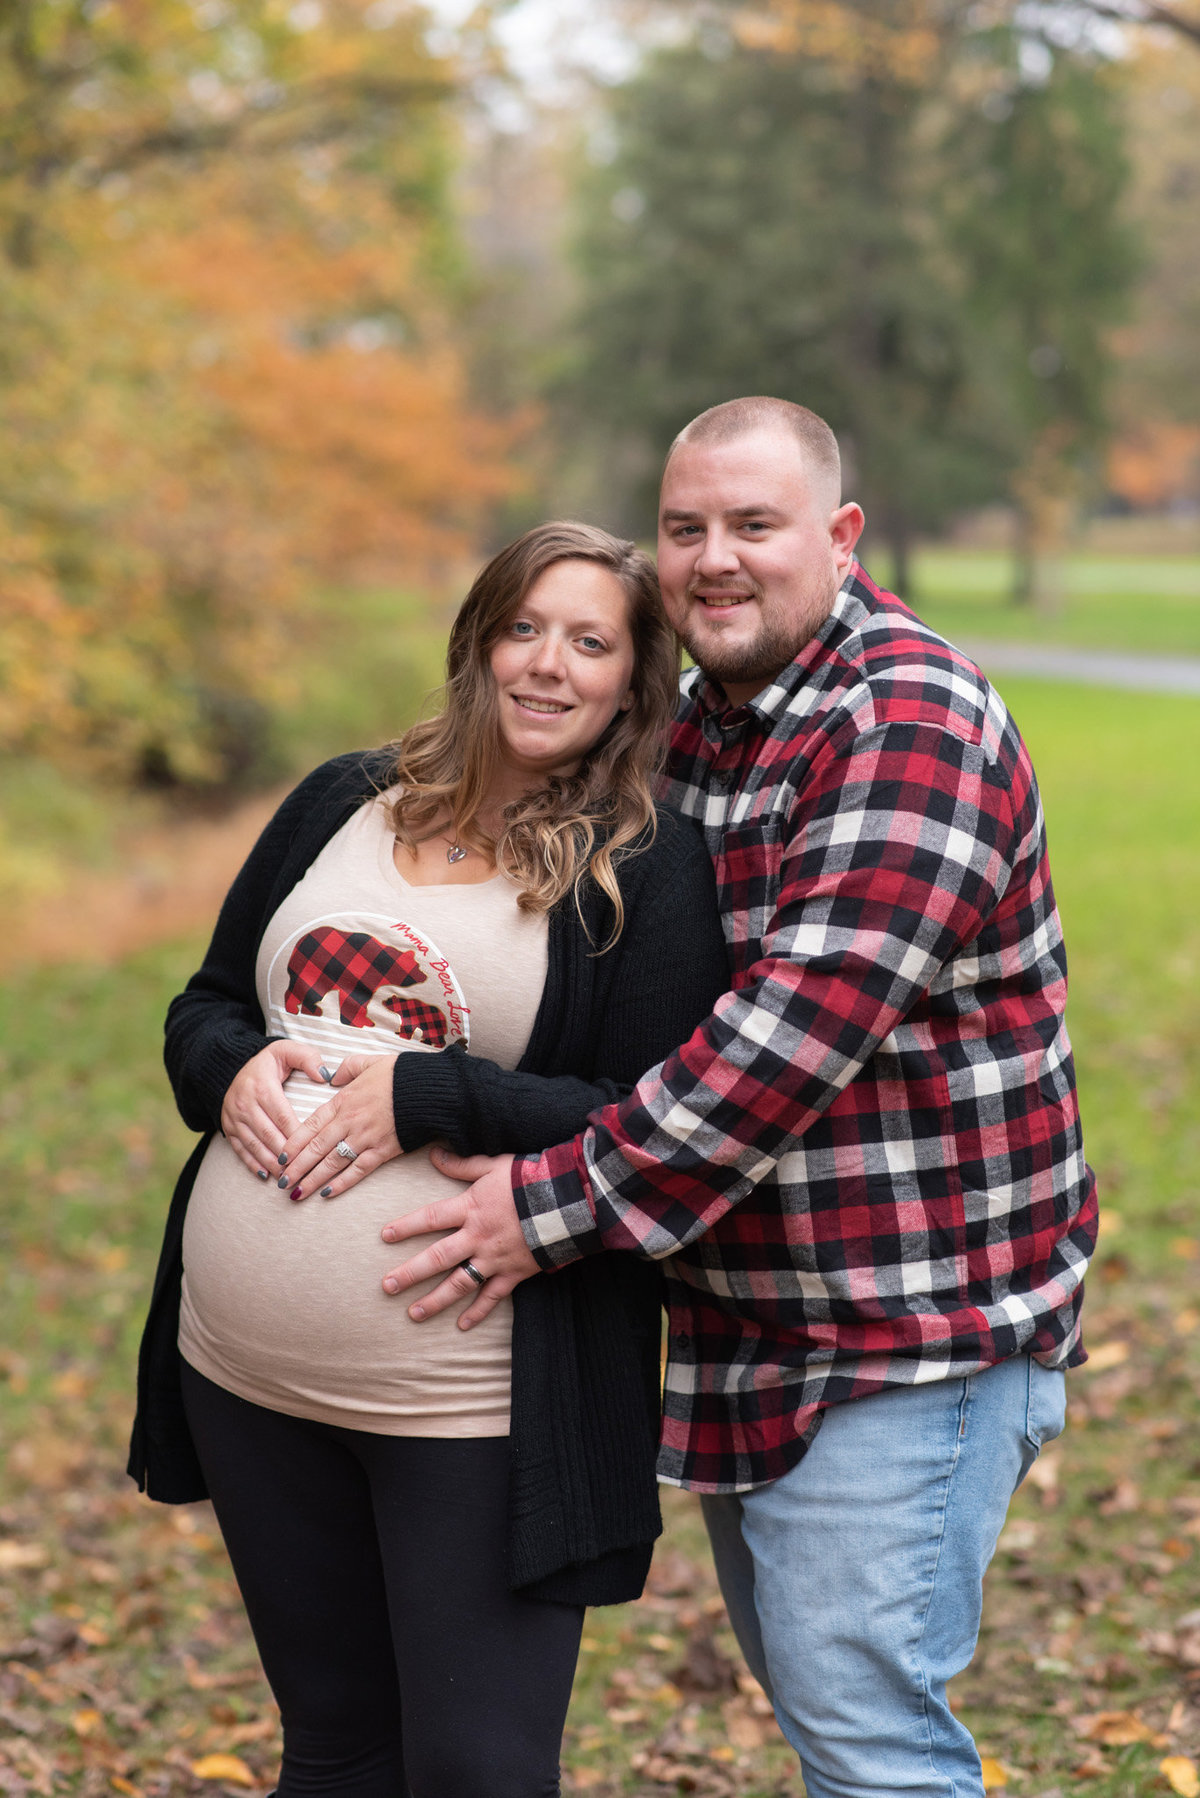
top-left (1162, 1757), bottom-right (1200, 1798)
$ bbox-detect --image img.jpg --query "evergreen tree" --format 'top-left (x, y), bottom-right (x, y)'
top-left (557, 2), bottom-right (1135, 600)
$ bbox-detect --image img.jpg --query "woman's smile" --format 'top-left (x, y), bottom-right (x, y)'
top-left (489, 559), bottom-right (636, 782)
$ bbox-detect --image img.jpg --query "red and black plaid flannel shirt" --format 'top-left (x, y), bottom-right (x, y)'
top-left (512, 564), bottom-right (1098, 1493)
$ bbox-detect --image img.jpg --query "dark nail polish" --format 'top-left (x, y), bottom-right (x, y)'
top-left (257, 1169), bottom-right (269, 1182)
top-left (319, 1066), bottom-right (333, 1083)
top-left (290, 1190), bottom-right (303, 1202)
top-left (320, 1186), bottom-right (332, 1198)
top-left (277, 1175), bottom-right (289, 1190)
top-left (278, 1151), bottom-right (288, 1166)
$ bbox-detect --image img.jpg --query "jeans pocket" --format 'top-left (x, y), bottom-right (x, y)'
top-left (1024, 1359), bottom-right (1067, 1452)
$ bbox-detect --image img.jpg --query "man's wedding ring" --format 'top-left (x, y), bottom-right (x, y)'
top-left (460, 1261), bottom-right (486, 1287)
top-left (334, 1140), bottom-right (358, 1162)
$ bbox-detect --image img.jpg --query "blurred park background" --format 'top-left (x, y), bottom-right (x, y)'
top-left (2, 0), bottom-right (1200, 1793)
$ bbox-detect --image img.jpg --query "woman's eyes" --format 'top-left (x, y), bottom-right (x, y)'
top-left (508, 622), bottom-right (609, 652)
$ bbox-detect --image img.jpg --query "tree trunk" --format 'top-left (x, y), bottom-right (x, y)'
top-left (886, 513), bottom-right (912, 602)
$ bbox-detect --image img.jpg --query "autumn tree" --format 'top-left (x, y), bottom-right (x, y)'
top-left (0, 0), bottom-right (519, 787)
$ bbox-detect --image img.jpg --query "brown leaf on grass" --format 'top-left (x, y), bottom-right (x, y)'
top-left (1097, 1477), bottom-right (1140, 1516)
top-left (720, 1695), bottom-right (775, 1750)
top-left (0, 1542), bottom-right (48, 1573)
top-left (1082, 1341), bottom-right (1130, 1373)
top-left (669, 1624), bottom-right (740, 1697)
top-left (9, 1433), bottom-right (89, 1491)
top-left (1144, 1611), bottom-right (1200, 1669)
top-left (1074, 1708), bottom-right (1167, 1746)
top-left (645, 1551), bottom-right (702, 1598)
top-left (0, 1708), bottom-right (42, 1738)
top-left (1072, 1751), bottom-right (1108, 1778)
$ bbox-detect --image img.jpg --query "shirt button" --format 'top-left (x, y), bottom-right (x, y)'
top-left (673, 1332), bottom-right (691, 1352)
top-left (710, 769), bottom-right (733, 791)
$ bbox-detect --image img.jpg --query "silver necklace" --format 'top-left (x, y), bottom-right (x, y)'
top-left (444, 835), bottom-right (468, 864)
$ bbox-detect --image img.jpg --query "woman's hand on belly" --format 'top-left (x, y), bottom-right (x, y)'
top-left (221, 1041), bottom-right (334, 1182)
top-left (279, 1053), bottom-right (401, 1201)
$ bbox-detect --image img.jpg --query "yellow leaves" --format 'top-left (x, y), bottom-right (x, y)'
top-left (1083, 1340), bottom-right (1130, 1373)
top-left (731, 0), bottom-right (948, 86)
top-left (189, 1753), bottom-right (256, 1785)
top-left (71, 1709), bottom-right (104, 1737)
top-left (1162, 1756), bottom-right (1200, 1797)
top-left (979, 1759), bottom-right (1014, 1790)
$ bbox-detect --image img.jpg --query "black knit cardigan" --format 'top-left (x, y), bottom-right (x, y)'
top-left (127, 752), bottom-right (729, 1607)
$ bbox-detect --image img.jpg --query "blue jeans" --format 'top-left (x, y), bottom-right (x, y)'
top-left (700, 1354), bottom-right (1065, 1798)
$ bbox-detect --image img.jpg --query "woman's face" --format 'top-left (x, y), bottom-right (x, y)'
top-left (488, 559), bottom-right (637, 785)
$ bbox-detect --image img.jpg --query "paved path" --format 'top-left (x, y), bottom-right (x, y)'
top-left (956, 639), bottom-right (1200, 696)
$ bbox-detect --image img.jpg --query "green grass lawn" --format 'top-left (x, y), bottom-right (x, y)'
top-left (2, 671), bottom-right (1199, 1791)
top-left (879, 549), bottom-right (1200, 660)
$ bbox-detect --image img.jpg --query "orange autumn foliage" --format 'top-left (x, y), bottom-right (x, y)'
top-left (1107, 423), bottom-right (1200, 510)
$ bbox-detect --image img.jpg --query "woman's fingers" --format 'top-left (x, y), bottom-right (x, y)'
top-left (220, 1041), bottom-right (325, 1177)
top-left (329, 1055), bottom-right (372, 1086)
top-left (280, 1055), bottom-right (401, 1199)
top-left (276, 1098), bottom-right (345, 1187)
top-left (224, 1125), bottom-right (282, 1183)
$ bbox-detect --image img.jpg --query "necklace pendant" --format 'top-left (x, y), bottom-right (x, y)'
top-left (446, 843), bottom-right (468, 864)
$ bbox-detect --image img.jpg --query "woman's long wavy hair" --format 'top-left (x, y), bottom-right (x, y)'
top-left (385, 521), bottom-right (680, 947)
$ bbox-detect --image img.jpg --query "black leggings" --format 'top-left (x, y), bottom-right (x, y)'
top-left (181, 1364), bottom-right (584, 1798)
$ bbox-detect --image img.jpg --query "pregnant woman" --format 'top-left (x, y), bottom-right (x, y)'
top-left (127, 521), bottom-right (729, 1798)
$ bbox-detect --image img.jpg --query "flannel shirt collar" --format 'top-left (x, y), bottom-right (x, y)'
top-left (687, 566), bottom-right (868, 738)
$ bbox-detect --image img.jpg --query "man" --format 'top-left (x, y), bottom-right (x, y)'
top-left (383, 397), bottom-right (1097, 1797)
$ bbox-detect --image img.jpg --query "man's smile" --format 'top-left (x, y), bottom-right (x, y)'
top-left (694, 590), bottom-right (756, 609)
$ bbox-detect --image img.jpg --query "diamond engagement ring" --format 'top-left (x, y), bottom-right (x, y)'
top-left (334, 1140), bottom-right (358, 1162)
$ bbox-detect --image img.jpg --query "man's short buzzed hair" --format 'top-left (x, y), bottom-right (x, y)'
top-left (669, 397), bottom-right (841, 503)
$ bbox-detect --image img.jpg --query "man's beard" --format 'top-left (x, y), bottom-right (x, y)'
top-left (676, 581), bottom-right (838, 692)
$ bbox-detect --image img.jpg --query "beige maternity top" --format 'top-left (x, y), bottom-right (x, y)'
top-left (178, 792), bottom-right (549, 1435)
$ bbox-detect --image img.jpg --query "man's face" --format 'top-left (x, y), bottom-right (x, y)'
top-left (657, 428), bottom-right (863, 707)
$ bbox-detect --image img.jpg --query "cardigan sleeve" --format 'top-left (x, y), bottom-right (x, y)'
top-left (163, 755), bottom-right (378, 1134)
top-left (389, 814), bottom-right (729, 1157)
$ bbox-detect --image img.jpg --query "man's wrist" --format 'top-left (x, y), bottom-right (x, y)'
top-left (512, 1148), bottom-right (601, 1269)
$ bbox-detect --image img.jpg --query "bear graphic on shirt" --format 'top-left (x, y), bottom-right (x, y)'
top-left (284, 927), bottom-right (452, 1048)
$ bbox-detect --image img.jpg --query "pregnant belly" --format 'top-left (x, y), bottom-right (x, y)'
top-left (178, 1134), bottom-right (512, 1433)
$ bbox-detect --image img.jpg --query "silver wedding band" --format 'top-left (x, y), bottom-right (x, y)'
top-left (460, 1260), bottom-right (486, 1288)
top-left (335, 1140), bottom-right (358, 1162)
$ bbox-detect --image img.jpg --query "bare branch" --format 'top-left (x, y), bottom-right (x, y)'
top-left (1075, 0), bottom-right (1200, 45)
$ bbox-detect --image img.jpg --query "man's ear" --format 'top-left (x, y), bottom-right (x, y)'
top-left (830, 502), bottom-right (865, 571)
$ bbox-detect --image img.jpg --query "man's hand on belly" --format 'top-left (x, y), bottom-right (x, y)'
top-left (380, 1150), bottom-right (538, 1330)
